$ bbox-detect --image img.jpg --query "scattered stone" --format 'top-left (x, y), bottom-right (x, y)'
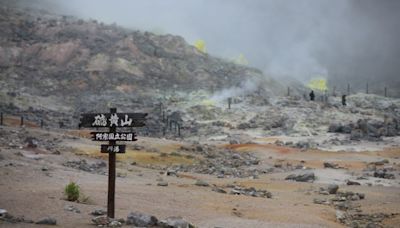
top-left (285, 172), bottom-right (315, 182)
top-left (327, 184), bottom-right (339, 194)
top-left (0, 209), bottom-right (7, 217)
top-left (25, 137), bottom-right (39, 148)
top-left (336, 210), bottom-right (346, 222)
top-left (35, 217), bottom-right (56, 225)
top-left (370, 159), bottom-right (389, 166)
top-left (132, 144), bottom-right (144, 150)
top-left (158, 216), bottom-right (194, 228)
top-left (373, 169), bottom-right (395, 179)
top-left (91, 209), bottom-right (107, 216)
top-left (323, 162), bottom-right (339, 169)
top-left (347, 180), bottom-right (361, 185)
top-left (228, 186), bottom-right (272, 198)
top-left (126, 211), bottom-right (158, 227)
top-left (108, 220), bottom-right (122, 227)
top-left (64, 205), bottom-right (80, 213)
top-left (63, 159), bottom-right (106, 174)
top-left (334, 191), bottom-right (365, 201)
top-left (211, 187), bottom-right (227, 194)
top-left (194, 179), bottom-right (209, 187)
top-left (92, 215), bottom-right (109, 226)
top-left (313, 198), bottom-right (330, 205)
top-left (157, 181), bottom-right (168, 187)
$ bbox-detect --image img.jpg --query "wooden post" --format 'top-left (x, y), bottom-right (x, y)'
top-left (287, 87), bottom-right (290, 96)
top-left (108, 108), bottom-right (117, 218)
top-left (333, 86), bottom-right (336, 97)
top-left (385, 87), bottom-right (387, 97)
top-left (347, 84), bottom-right (350, 95)
top-left (20, 116), bottom-right (24, 127)
top-left (228, 97), bottom-right (232, 109)
top-left (40, 120), bottom-right (44, 128)
top-left (177, 123), bottom-right (181, 137)
top-left (162, 111), bottom-right (165, 122)
top-left (366, 83), bottom-right (369, 94)
top-left (0, 113), bottom-right (3, 126)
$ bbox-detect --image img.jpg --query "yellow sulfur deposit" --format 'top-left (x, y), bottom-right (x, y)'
top-left (233, 53), bottom-right (249, 65)
top-left (194, 39), bottom-right (206, 53)
top-left (307, 78), bottom-right (328, 91)
top-left (201, 99), bottom-right (215, 106)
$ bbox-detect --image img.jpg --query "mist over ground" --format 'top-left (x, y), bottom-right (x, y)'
top-left (9, 0), bottom-right (400, 93)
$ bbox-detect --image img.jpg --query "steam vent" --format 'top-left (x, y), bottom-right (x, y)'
top-left (0, 1), bottom-right (399, 227)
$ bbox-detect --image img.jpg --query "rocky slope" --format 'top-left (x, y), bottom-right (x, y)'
top-left (0, 4), bottom-right (282, 126)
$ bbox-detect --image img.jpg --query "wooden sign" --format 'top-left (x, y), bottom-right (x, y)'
top-left (80, 108), bottom-right (147, 219)
top-left (101, 145), bottom-right (126, 153)
top-left (91, 132), bottom-right (137, 141)
top-left (80, 113), bottom-right (147, 128)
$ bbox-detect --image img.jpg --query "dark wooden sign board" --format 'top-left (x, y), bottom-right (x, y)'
top-left (101, 144), bottom-right (126, 153)
top-left (80, 113), bottom-right (147, 128)
top-left (80, 108), bottom-right (146, 219)
top-left (91, 132), bottom-right (137, 141)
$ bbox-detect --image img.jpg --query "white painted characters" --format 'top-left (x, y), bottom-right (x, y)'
top-left (109, 114), bottom-right (119, 127)
top-left (92, 114), bottom-right (107, 126)
top-left (120, 114), bottom-right (133, 127)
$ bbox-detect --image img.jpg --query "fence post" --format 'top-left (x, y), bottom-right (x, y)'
top-left (20, 116), bottom-right (24, 127)
top-left (0, 113), bottom-right (3, 126)
top-left (177, 123), bottom-right (181, 137)
top-left (366, 83), bottom-right (369, 94)
top-left (228, 97), bottom-right (232, 109)
top-left (287, 87), bottom-right (290, 96)
top-left (40, 120), bottom-right (44, 128)
top-left (384, 87), bottom-right (387, 97)
top-left (347, 84), bottom-right (350, 95)
top-left (332, 86), bottom-right (336, 97)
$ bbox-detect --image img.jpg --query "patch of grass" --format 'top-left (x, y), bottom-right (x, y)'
top-left (160, 152), bottom-right (168, 157)
top-left (64, 182), bottom-right (80, 202)
top-left (78, 192), bottom-right (92, 204)
top-left (170, 151), bottom-right (182, 157)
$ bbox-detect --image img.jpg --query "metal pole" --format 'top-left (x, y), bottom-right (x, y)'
top-left (108, 108), bottom-right (117, 218)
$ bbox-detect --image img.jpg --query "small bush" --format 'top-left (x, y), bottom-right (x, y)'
top-left (64, 182), bottom-right (80, 201)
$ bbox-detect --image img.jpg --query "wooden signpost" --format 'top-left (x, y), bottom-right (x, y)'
top-left (80, 108), bottom-right (147, 218)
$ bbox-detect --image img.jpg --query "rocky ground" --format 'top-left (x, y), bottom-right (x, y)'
top-left (0, 95), bottom-right (399, 227)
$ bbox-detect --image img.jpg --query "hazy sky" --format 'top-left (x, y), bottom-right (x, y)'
top-left (15, 0), bottom-right (400, 88)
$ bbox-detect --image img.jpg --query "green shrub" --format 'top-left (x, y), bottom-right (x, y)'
top-left (64, 182), bottom-right (80, 201)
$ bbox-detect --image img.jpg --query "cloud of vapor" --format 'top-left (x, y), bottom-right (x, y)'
top-left (210, 80), bottom-right (258, 102)
top-left (11, 0), bottom-right (400, 91)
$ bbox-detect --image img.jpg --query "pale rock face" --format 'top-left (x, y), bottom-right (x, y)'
top-left (0, 46), bottom-right (22, 67)
top-left (39, 41), bottom-right (80, 65)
